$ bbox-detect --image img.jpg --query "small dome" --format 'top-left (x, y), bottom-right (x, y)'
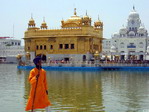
top-left (95, 19), bottom-right (102, 25)
top-left (83, 15), bottom-right (89, 19)
top-left (28, 17), bottom-right (36, 27)
top-left (129, 31), bottom-right (135, 36)
top-left (83, 11), bottom-right (90, 20)
top-left (29, 18), bottom-right (34, 22)
top-left (94, 15), bottom-right (102, 27)
top-left (119, 26), bottom-right (127, 34)
top-left (42, 21), bottom-right (47, 25)
top-left (129, 7), bottom-right (139, 19)
top-left (113, 32), bottom-right (120, 37)
top-left (110, 46), bottom-right (116, 52)
top-left (139, 26), bottom-right (145, 30)
top-left (138, 26), bottom-right (146, 34)
top-left (41, 18), bottom-right (48, 29)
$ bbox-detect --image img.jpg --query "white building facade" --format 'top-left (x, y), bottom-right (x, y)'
top-left (0, 37), bottom-right (24, 63)
top-left (102, 7), bottom-right (149, 61)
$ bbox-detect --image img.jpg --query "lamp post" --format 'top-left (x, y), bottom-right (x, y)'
top-left (48, 57), bottom-right (51, 66)
top-left (16, 54), bottom-right (22, 66)
top-left (94, 51), bottom-right (99, 66)
top-left (70, 57), bottom-right (74, 66)
top-left (25, 52), bottom-right (30, 65)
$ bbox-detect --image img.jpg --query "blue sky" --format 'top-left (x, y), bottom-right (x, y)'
top-left (0, 0), bottom-right (149, 45)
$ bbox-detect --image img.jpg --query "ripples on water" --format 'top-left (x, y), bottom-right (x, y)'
top-left (0, 64), bottom-right (149, 112)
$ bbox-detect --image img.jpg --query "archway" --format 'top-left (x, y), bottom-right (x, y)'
top-left (83, 55), bottom-right (86, 61)
top-left (139, 55), bottom-right (143, 61)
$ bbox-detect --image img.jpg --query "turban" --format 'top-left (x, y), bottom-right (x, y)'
top-left (33, 56), bottom-right (41, 65)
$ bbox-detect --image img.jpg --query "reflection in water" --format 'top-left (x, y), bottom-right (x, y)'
top-left (0, 64), bottom-right (149, 112)
top-left (101, 71), bottom-right (149, 112)
top-left (24, 71), bottom-right (105, 112)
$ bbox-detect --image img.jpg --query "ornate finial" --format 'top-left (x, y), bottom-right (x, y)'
top-left (74, 8), bottom-right (77, 15)
top-left (98, 15), bottom-right (100, 20)
top-left (31, 13), bottom-right (33, 19)
top-left (86, 10), bottom-right (88, 16)
top-left (133, 5), bottom-right (135, 10)
top-left (43, 17), bottom-right (45, 22)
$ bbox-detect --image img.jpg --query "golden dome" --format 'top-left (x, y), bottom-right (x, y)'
top-left (67, 15), bottom-right (81, 22)
top-left (28, 15), bottom-right (36, 27)
top-left (94, 16), bottom-right (103, 28)
top-left (66, 8), bottom-right (81, 22)
top-left (83, 15), bottom-right (89, 19)
top-left (95, 20), bottom-right (102, 26)
top-left (41, 17), bottom-right (47, 29)
top-left (83, 11), bottom-right (90, 19)
top-left (29, 14), bottom-right (35, 23)
top-left (61, 8), bottom-right (82, 28)
top-left (82, 11), bottom-right (91, 26)
top-left (29, 18), bottom-right (35, 24)
top-left (42, 21), bottom-right (47, 25)
top-left (29, 18), bottom-right (34, 22)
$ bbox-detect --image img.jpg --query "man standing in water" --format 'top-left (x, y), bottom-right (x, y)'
top-left (25, 56), bottom-right (52, 112)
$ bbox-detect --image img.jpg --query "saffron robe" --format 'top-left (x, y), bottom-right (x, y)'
top-left (25, 68), bottom-right (51, 111)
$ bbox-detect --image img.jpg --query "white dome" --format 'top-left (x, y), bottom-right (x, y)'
top-left (119, 27), bottom-right (127, 34)
top-left (129, 9), bottom-right (139, 19)
top-left (113, 32), bottom-right (120, 37)
top-left (139, 26), bottom-right (145, 30)
top-left (110, 46), bottom-right (117, 52)
top-left (129, 31), bottom-right (135, 36)
top-left (138, 26), bottom-right (146, 34)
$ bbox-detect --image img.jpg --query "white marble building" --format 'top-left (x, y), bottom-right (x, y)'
top-left (102, 7), bottom-right (149, 61)
top-left (0, 37), bottom-right (24, 63)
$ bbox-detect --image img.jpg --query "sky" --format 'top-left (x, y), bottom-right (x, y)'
top-left (0, 0), bottom-right (149, 46)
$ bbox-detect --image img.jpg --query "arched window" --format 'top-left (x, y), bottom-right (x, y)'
top-left (139, 42), bottom-right (143, 48)
top-left (40, 45), bottom-right (42, 50)
top-left (36, 45), bottom-right (38, 50)
top-left (120, 42), bottom-right (124, 48)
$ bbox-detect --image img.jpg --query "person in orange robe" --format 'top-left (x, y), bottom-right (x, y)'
top-left (25, 56), bottom-right (52, 112)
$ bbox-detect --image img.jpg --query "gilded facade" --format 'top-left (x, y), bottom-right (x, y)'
top-left (24, 8), bottom-right (103, 62)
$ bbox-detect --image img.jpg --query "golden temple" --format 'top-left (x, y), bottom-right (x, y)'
top-left (24, 8), bottom-right (103, 62)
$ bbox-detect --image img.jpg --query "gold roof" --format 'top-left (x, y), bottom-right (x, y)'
top-left (28, 16), bottom-right (35, 26)
top-left (61, 8), bottom-right (82, 28)
top-left (29, 18), bottom-right (34, 22)
top-left (83, 11), bottom-right (90, 19)
top-left (94, 16), bottom-right (103, 27)
top-left (66, 15), bottom-right (81, 22)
